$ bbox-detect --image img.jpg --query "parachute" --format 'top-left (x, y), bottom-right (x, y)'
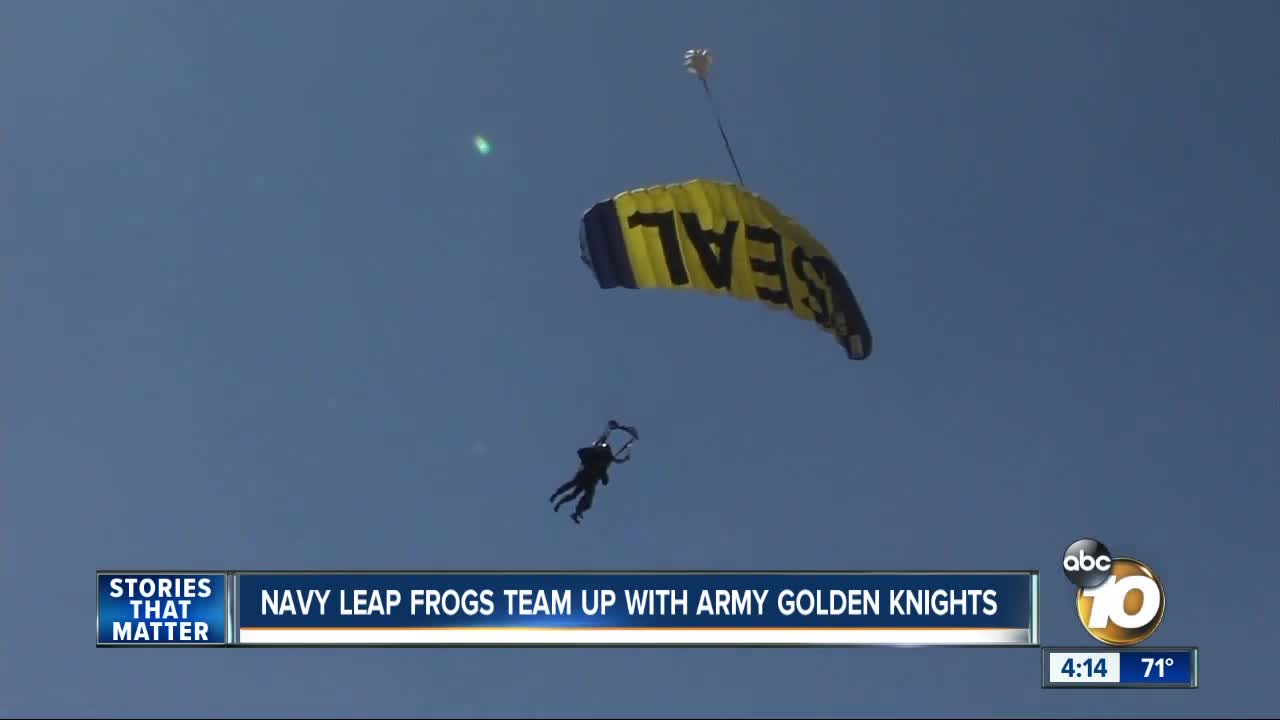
top-left (578, 178), bottom-right (872, 361)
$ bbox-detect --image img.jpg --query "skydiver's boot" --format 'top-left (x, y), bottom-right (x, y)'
top-left (570, 512), bottom-right (582, 524)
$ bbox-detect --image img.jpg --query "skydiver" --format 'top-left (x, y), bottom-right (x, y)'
top-left (549, 420), bottom-right (638, 524)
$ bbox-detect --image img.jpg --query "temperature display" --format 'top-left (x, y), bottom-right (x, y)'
top-left (1042, 647), bottom-right (1197, 688)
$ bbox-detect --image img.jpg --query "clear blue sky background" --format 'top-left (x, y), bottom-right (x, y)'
top-left (2, 1), bottom-right (1276, 717)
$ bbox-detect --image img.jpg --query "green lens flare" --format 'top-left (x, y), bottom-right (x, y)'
top-left (473, 136), bottom-right (491, 155)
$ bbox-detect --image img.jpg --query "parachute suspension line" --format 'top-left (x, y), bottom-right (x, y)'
top-left (698, 76), bottom-right (746, 187)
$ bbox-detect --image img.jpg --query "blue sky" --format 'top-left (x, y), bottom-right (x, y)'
top-left (2, 1), bottom-right (1276, 716)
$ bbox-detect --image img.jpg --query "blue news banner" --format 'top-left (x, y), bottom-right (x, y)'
top-left (98, 571), bottom-right (1038, 647)
top-left (97, 573), bottom-right (229, 646)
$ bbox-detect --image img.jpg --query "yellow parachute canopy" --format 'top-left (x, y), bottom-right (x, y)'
top-left (579, 179), bottom-right (872, 361)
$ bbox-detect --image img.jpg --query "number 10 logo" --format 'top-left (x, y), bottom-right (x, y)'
top-left (1076, 558), bottom-right (1166, 646)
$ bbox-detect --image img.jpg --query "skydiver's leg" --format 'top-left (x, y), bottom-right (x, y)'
top-left (571, 483), bottom-right (596, 521)
top-left (549, 477), bottom-right (578, 503)
top-left (554, 484), bottom-right (584, 512)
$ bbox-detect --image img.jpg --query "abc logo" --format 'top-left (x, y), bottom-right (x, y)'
top-left (1061, 538), bottom-right (1112, 588)
top-left (1063, 553), bottom-right (1109, 572)
top-left (1062, 539), bottom-right (1165, 646)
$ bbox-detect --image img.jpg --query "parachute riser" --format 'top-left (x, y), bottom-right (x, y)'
top-left (603, 420), bottom-right (639, 461)
top-left (614, 437), bottom-right (637, 461)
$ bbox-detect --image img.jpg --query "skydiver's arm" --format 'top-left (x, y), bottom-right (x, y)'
top-left (601, 472), bottom-right (610, 486)
top-left (612, 453), bottom-right (631, 464)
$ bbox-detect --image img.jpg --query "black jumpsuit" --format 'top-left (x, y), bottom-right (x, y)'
top-left (550, 445), bottom-right (614, 519)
